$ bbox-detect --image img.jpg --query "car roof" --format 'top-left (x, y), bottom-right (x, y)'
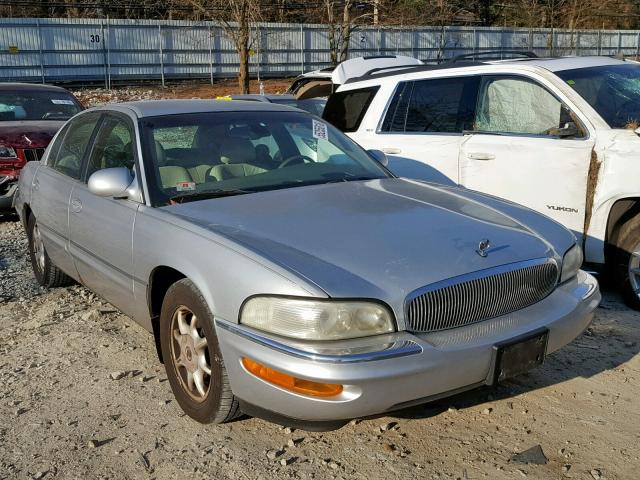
top-left (343, 55), bottom-right (629, 84)
top-left (487, 55), bottom-right (626, 72)
top-left (94, 99), bottom-right (302, 118)
top-left (0, 82), bottom-right (74, 93)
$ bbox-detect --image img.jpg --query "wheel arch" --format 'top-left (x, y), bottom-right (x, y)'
top-left (21, 202), bottom-right (33, 231)
top-left (605, 197), bottom-right (640, 264)
top-left (147, 265), bottom-right (187, 363)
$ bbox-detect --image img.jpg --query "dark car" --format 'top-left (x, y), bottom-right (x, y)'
top-left (0, 83), bottom-right (83, 213)
top-left (227, 94), bottom-right (326, 116)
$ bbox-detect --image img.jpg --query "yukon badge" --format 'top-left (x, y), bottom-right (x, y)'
top-left (476, 239), bottom-right (491, 258)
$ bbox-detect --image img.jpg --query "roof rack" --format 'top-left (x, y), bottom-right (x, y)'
top-left (343, 62), bottom-right (484, 84)
top-left (446, 50), bottom-right (538, 63)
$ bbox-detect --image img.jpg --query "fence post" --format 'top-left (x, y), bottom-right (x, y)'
top-left (209, 25), bottom-right (214, 85)
top-left (597, 30), bottom-right (602, 55)
top-left (158, 24), bottom-right (165, 87)
top-left (36, 19), bottom-right (45, 84)
top-left (618, 31), bottom-right (622, 55)
top-left (473, 27), bottom-right (477, 56)
top-left (636, 31), bottom-right (640, 60)
top-left (106, 16), bottom-right (111, 90)
top-left (575, 30), bottom-right (580, 56)
top-left (100, 20), bottom-right (107, 89)
top-left (300, 24), bottom-right (304, 74)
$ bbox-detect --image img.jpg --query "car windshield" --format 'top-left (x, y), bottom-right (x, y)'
top-left (140, 110), bottom-right (390, 206)
top-left (0, 91), bottom-right (82, 121)
top-left (557, 64), bottom-right (640, 128)
top-left (270, 98), bottom-right (327, 116)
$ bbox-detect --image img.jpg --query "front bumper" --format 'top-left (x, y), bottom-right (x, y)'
top-left (215, 271), bottom-right (600, 426)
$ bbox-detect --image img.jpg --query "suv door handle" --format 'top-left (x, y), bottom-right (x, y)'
top-left (467, 152), bottom-right (496, 161)
top-left (382, 147), bottom-right (402, 154)
top-left (32, 178), bottom-right (39, 191)
top-left (70, 198), bottom-right (82, 213)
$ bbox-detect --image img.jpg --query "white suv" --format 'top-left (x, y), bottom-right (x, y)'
top-left (322, 56), bottom-right (640, 308)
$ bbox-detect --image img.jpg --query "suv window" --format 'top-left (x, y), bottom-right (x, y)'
top-left (474, 76), bottom-right (583, 137)
top-left (86, 117), bottom-right (135, 179)
top-left (381, 77), bottom-right (479, 133)
top-left (50, 114), bottom-right (100, 179)
top-left (323, 86), bottom-right (380, 132)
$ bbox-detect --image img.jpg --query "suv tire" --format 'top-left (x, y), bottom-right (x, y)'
top-left (612, 215), bottom-right (640, 310)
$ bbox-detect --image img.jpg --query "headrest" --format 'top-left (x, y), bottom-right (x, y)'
top-left (219, 137), bottom-right (256, 165)
top-left (154, 140), bottom-right (166, 165)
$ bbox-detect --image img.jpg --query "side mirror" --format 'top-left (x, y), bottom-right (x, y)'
top-left (88, 167), bottom-right (134, 198)
top-left (368, 149), bottom-right (389, 167)
top-left (549, 122), bottom-right (580, 138)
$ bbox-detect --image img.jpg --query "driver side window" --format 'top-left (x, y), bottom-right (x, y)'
top-left (85, 117), bottom-right (135, 180)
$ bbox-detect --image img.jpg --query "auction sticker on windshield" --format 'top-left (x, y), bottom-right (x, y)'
top-left (176, 181), bottom-right (196, 191)
top-left (312, 119), bottom-right (328, 140)
top-left (51, 99), bottom-right (75, 105)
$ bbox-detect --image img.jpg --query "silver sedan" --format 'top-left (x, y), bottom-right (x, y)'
top-left (14, 100), bottom-right (600, 430)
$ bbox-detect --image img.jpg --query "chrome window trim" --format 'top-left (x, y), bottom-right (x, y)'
top-left (404, 257), bottom-right (560, 330)
top-left (215, 319), bottom-right (423, 363)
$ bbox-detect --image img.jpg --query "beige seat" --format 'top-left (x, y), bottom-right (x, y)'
top-left (154, 141), bottom-right (194, 188)
top-left (187, 164), bottom-right (214, 183)
top-left (206, 137), bottom-right (269, 181)
top-left (208, 163), bottom-right (267, 181)
top-left (159, 166), bottom-right (193, 188)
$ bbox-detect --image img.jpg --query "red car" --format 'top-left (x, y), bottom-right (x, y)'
top-left (0, 83), bottom-right (83, 213)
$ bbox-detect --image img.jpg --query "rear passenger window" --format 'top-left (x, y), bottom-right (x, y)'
top-left (323, 86), bottom-right (380, 132)
top-left (381, 77), bottom-right (479, 133)
top-left (50, 114), bottom-right (100, 179)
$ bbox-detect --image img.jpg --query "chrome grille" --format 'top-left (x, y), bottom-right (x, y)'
top-left (406, 259), bottom-right (558, 333)
top-left (22, 148), bottom-right (46, 162)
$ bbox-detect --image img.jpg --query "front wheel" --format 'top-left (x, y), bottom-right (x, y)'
top-left (159, 278), bottom-right (240, 424)
top-left (611, 215), bottom-right (640, 310)
top-left (27, 214), bottom-right (74, 288)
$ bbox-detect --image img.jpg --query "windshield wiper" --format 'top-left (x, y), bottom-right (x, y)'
top-left (170, 188), bottom-right (254, 204)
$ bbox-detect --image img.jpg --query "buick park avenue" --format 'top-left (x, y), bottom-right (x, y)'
top-left (14, 100), bottom-right (600, 430)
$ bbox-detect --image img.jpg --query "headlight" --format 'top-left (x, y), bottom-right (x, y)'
top-left (240, 296), bottom-right (395, 340)
top-left (0, 145), bottom-right (17, 158)
top-left (560, 244), bottom-right (583, 283)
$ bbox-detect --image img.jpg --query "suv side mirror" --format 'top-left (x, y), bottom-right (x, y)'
top-left (368, 149), bottom-right (389, 167)
top-left (549, 122), bottom-right (580, 138)
top-left (88, 167), bottom-right (134, 198)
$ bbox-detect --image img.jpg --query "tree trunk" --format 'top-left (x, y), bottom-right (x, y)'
top-left (237, 10), bottom-right (251, 93)
top-left (338, 0), bottom-right (352, 63)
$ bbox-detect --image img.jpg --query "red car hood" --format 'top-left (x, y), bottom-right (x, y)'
top-left (0, 121), bottom-right (66, 149)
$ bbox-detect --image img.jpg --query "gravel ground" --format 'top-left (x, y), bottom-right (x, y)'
top-left (0, 215), bottom-right (639, 480)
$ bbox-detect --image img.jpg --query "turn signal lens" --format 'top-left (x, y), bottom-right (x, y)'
top-left (242, 357), bottom-right (343, 398)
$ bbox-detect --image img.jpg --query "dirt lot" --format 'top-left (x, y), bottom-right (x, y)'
top-left (0, 214), bottom-right (639, 480)
top-left (71, 79), bottom-right (295, 107)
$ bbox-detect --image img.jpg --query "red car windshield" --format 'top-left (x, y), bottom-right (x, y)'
top-left (0, 91), bottom-right (82, 122)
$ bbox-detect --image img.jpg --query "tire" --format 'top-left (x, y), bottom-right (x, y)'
top-left (27, 214), bottom-right (75, 288)
top-left (611, 214), bottom-right (640, 310)
top-left (159, 278), bottom-right (240, 424)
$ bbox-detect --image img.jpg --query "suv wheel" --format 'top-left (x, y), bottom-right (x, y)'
top-left (612, 215), bottom-right (640, 310)
top-left (159, 278), bottom-right (241, 424)
top-left (27, 215), bottom-right (74, 288)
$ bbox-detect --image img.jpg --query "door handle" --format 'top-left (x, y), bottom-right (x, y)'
top-left (382, 147), bottom-right (402, 155)
top-left (467, 152), bottom-right (496, 161)
top-left (70, 198), bottom-right (82, 213)
top-left (32, 178), bottom-right (39, 191)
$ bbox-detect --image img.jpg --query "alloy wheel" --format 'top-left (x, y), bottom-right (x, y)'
top-left (169, 306), bottom-right (211, 402)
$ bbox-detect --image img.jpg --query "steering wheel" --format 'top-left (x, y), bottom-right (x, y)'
top-left (42, 111), bottom-right (66, 120)
top-left (278, 155), bottom-right (314, 169)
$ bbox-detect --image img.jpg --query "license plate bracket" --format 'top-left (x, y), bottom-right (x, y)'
top-left (489, 328), bottom-right (548, 386)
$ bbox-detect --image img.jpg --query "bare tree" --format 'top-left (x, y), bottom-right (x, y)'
top-left (324, 0), bottom-right (374, 65)
top-left (184, 0), bottom-right (261, 93)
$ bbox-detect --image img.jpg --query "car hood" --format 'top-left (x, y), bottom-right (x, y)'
top-left (0, 121), bottom-right (65, 148)
top-left (164, 179), bottom-right (569, 313)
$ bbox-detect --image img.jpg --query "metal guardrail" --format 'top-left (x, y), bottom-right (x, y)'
top-left (1, 18), bottom-right (640, 86)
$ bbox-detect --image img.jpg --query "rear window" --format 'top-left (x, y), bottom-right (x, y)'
top-left (381, 77), bottom-right (479, 133)
top-left (323, 86), bottom-right (380, 132)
